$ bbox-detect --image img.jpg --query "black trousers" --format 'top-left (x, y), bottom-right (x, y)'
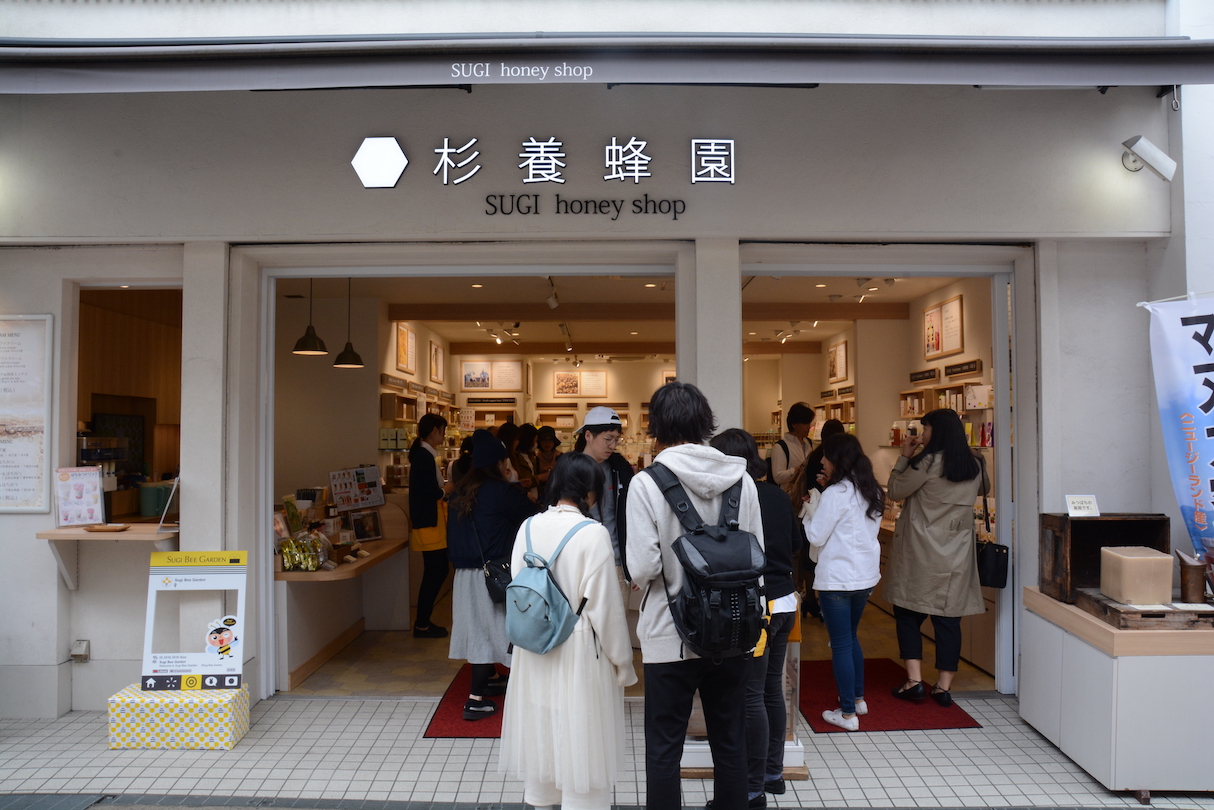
top-left (893, 605), bottom-right (963, 672)
top-left (644, 656), bottom-right (749, 810)
top-left (745, 611), bottom-right (795, 797)
top-left (415, 548), bottom-right (449, 628)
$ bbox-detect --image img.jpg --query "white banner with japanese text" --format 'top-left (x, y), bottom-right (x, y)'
top-left (1144, 298), bottom-right (1214, 583)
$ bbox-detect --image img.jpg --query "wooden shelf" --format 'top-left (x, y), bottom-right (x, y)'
top-left (39, 524), bottom-right (180, 590)
top-left (274, 537), bottom-right (407, 581)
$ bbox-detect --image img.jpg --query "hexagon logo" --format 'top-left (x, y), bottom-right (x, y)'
top-left (351, 137), bottom-right (408, 188)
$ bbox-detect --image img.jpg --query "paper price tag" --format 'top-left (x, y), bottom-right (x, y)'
top-left (1066, 495), bottom-right (1100, 517)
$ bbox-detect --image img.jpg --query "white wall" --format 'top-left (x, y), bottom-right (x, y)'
top-left (743, 358), bottom-right (781, 436)
top-left (0, 84), bottom-right (1171, 244)
top-left (854, 319), bottom-right (912, 482)
top-left (0, 0), bottom-right (1165, 39)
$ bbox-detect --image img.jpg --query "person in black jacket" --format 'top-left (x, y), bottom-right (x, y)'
top-left (408, 412), bottom-right (451, 639)
top-left (712, 428), bottom-right (805, 804)
top-left (446, 429), bottom-right (541, 720)
top-left (574, 406), bottom-right (635, 585)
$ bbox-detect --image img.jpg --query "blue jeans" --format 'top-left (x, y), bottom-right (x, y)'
top-left (819, 588), bottom-right (873, 714)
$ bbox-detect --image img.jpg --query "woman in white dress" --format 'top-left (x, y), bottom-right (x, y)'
top-left (499, 452), bottom-right (638, 810)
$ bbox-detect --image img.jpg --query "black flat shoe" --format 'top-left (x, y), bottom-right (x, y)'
top-left (931, 684), bottom-right (953, 707)
top-left (765, 778), bottom-right (786, 795)
top-left (412, 624), bottom-right (448, 639)
top-left (463, 698), bottom-right (498, 721)
top-left (706, 796), bottom-right (766, 810)
top-left (892, 679), bottom-right (927, 702)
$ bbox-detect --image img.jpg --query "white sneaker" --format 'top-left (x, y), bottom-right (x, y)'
top-left (854, 699), bottom-right (868, 716)
top-left (822, 708), bottom-right (859, 731)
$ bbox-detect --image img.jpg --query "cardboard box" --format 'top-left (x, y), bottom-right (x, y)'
top-left (108, 684), bottom-right (250, 750)
top-left (1100, 546), bottom-right (1173, 606)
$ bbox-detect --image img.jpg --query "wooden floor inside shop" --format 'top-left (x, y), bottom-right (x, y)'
top-left (287, 589), bottom-right (995, 697)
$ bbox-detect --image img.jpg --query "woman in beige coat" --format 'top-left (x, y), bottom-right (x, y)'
top-left (885, 408), bottom-right (989, 707)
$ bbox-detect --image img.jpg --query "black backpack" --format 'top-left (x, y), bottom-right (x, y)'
top-left (642, 463), bottom-right (767, 661)
top-left (764, 439), bottom-right (789, 484)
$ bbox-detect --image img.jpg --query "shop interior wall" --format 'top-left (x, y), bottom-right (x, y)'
top-left (378, 314), bottom-right (455, 405)
top-left (743, 357), bottom-right (782, 436)
top-left (77, 302), bottom-right (182, 482)
top-left (0, 245), bottom-right (185, 717)
top-left (0, 85), bottom-right (1171, 244)
top-left (814, 323), bottom-right (857, 406)
top-left (780, 353), bottom-right (825, 425)
top-left (855, 319), bottom-right (913, 482)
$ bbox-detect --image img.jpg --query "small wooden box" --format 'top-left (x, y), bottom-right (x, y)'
top-left (1039, 513), bottom-right (1170, 603)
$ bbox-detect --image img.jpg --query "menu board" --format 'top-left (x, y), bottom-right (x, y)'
top-left (55, 466), bottom-right (105, 526)
top-left (328, 465), bottom-right (386, 512)
top-left (0, 315), bottom-right (52, 513)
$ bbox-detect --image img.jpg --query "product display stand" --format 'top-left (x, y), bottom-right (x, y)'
top-left (1019, 587), bottom-right (1214, 802)
top-left (108, 684), bottom-right (250, 750)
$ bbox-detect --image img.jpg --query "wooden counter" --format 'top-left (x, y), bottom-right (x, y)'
top-left (38, 524), bottom-right (179, 590)
top-left (274, 537), bottom-right (407, 581)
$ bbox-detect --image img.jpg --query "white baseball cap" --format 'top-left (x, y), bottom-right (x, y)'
top-left (577, 406), bottom-right (622, 433)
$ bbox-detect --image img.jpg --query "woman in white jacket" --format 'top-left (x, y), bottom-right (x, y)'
top-left (499, 452), bottom-right (637, 810)
top-left (805, 433), bottom-right (884, 732)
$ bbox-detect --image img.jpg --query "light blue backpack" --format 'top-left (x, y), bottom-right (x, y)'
top-left (505, 517), bottom-right (595, 655)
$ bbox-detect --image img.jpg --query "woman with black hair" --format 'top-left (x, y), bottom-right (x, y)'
top-left (806, 433), bottom-right (883, 731)
top-left (447, 429), bottom-right (541, 720)
top-left (496, 423), bottom-right (535, 490)
top-left (499, 452), bottom-right (637, 810)
top-left (795, 417), bottom-right (847, 620)
top-left (885, 408), bottom-right (990, 707)
top-left (409, 412), bottom-right (452, 639)
top-left (710, 428), bottom-right (803, 801)
top-left (446, 435), bottom-right (475, 485)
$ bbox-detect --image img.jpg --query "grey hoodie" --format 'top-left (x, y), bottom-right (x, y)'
top-left (625, 443), bottom-right (765, 663)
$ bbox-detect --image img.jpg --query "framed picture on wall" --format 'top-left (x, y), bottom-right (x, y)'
top-left (461, 361), bottom-right (491, 391)
top-left (554, 370), bottom-right (581, 397)
top-left (395, 324), bottom-right (417, 374)
top-left (525, 362), bottom-right (533, 396)
top-left (429, 342), bottom-right (445, 384)
top-left (827, 341), bottom-right (848, 383)
top-left (924, 295), bottom-right (964, 360)
top-left (662, 369), bottom-right (677, 386)
top-left (580, 370), bottom-right (608, 398)
top-left (349, 509), bottom-right (383, 541)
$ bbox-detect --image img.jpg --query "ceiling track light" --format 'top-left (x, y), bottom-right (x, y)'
top-left (813, 320), bottom-right (819, 328)
top-left (292, 278), bottom-right (328, 356)
top-left (547, 277), bottom-right (560, 309)
top-left (511, 338), bottom-right (521, 346)
top-left (333, 278), bottom-right (364, 369)
top-left (1122, 135), bottom-right (1176, 181)
top-left (828, 294), bottom-right (842, 303)
top-left (856, 277), bottom-right (872, 288)
top-left (884, 278), bottom-right (896, 287)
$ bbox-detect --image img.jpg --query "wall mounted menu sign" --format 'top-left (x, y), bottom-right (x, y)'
top-left (909, 368), bottom-right (939, 383)
top-left (0, 315), bottom-right (52, 513)
top-left (55, 466), bottom-right (105, 527)
top-left (836, 386), bottom-right (855, 396)
top-left (380, 373), bottom-right (408, 390)
top-left (945, 359), bottom-right (983, 377)
top-left (425, 386), bottom-right (440, 397)
top-left (438, 391), bottom-right (456, 404)
top-left (407, 381), bottom-right (426, 394)
top-left (820, 390), bottom-right (835, 399)
top-left (467, 397), bottom-right (517, 405)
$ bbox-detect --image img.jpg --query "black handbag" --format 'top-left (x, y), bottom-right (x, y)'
top-left (974, 455), bottom-right (1009, 589)
top-left (471, 517), bottom-right (511, 604)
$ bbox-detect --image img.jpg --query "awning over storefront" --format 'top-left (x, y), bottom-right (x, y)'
top-left (3, 33), bottom-right (1214, 94)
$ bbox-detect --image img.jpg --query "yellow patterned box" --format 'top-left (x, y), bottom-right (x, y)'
top-left (108, 684), bottom-right (250, 750)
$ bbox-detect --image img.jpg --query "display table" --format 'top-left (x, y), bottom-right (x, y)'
top-left (1020, 586), bottom-right (1214, 801)
top-left (108, 683), bottom-right (250, 750)
top-left (37, 525), bottom-right (179, 590)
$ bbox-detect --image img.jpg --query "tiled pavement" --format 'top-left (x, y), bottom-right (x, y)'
top-left (2, 694), bottom-right (1213, 810)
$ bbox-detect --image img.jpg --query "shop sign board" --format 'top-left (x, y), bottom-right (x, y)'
top-left (837, 386), bottom-right (855, 396)
top-left (380, 373), bottom-right (408, 390)
top-left (819, 389), bottom-right (835, 400)
top-left (0, 314), bottom-right (52, 513)
top-left (945, 359), bottom-right (983, 377)
top-left (909, 368), bottom-right (939, 383)
top-left (141, 551), bottom-right (247, 691)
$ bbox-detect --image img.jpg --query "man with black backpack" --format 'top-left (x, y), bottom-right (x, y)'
top-left (766, 401), bottom-right (815, 486)
top-left (627, 381), bottom-right (766, 810)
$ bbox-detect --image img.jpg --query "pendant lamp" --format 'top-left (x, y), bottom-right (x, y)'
top-left (333, 278), bottom-right (365, 369)
top-left (291, 278), bottom-right (328, 355)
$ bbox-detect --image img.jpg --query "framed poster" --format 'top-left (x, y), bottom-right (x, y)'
top-left (491, 360), bottom-right (523, 391)
top-left (0, 314), bottom-right (53, 513)
top-left (395, 324), bottom-right (417, 374)
top-left (581, 370), bottom-right (608, 398)
top-left (461, 361), bottom-right (492, 391)
top-left (55, 466), bottom-right (105, 527)
top-left (662, 369), bottom-right (677, 386)
top-left (350, 509), bottom-right (383, 541)
top-left (827, 341), bottom-right (848, 384)
top-left (554, 370), bottom-right (581, 397)
top-left (429, 341), bottom-right (445, 384)
top-left (924, 295), bottom-right (964, 360)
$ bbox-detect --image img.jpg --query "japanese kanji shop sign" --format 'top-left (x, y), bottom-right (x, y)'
top-left (141, 551), bottom-right (248, 692)
top-left (1143, 297), bottom-right (1214, 565)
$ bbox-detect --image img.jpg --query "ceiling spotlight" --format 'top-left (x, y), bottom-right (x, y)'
top-left (547, 277), bottom-right (560, 308)
top-left (856, 278), bottom-right (872, 288)
top-left (574, 357), bottom-right (583, 368)
top-left (645, 283), bottom-right (657, 288)
top-left (829, 295), bottom-right (842, 303)
top-left (868, 287), bottom-right (879, 292)
top-left (815, 283), bottom-right (826, 288)
top-left (512, 339), bottom-right (521, 346)
top-left (475, 321), bottom-right (482, 327)
top-left (1122, 135), bottom-right (1176, 181)
top-left (471, 284), bottom-right (483, 288)
top-left (774, 330), bottom-right (785, 338)
top-left (495, 335), bottom-right (503, 345)
top-left (781, 335), bottom-right (789, 344)
top-left (856, 294), bottom-right (867, 303)
top-left (744, 356), bottom-right (750, 362)
top-left (812, 320), bottom-right (819, 327)
top-left (630, 331), bottom-right (639, 335)
top-left (512, 322), bottom-right (520, 329)
top-left (558, 323), bottom-right (568, 336)
top-left (119, 285), bottom-right (130, 289)
top-left (884, 278), bottom-right (896, 287)
top-left (748, 332), bottom-right (757, 336)
top-left (565, 338), bottom-right (573, 352)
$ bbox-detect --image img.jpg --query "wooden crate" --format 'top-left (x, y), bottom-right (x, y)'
top-left (1038, 513), bottom-right (1170, 603)
top-left (1074, 588), bottom-right (1214, 630)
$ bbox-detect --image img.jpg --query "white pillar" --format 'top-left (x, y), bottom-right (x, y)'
top-left (676, 238), bottom-right (743, 430)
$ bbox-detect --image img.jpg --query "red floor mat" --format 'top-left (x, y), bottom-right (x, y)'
top-left (423, 663), bottom-right (506, 739)
top-left (800, 658), bottom-right (982, 733)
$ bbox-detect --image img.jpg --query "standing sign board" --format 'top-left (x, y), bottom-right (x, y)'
top-left (329, 465), bottom-right (386, 511)
top-left (0, 314), bottom-right (53, 513)
top-left (141, 551), bottom-right (247, 691)
top-left (55, 466), bottom-right (105, 526)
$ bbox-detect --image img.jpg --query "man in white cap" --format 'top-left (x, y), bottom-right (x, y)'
top-left (575, 405), bottom-right (635, 583)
